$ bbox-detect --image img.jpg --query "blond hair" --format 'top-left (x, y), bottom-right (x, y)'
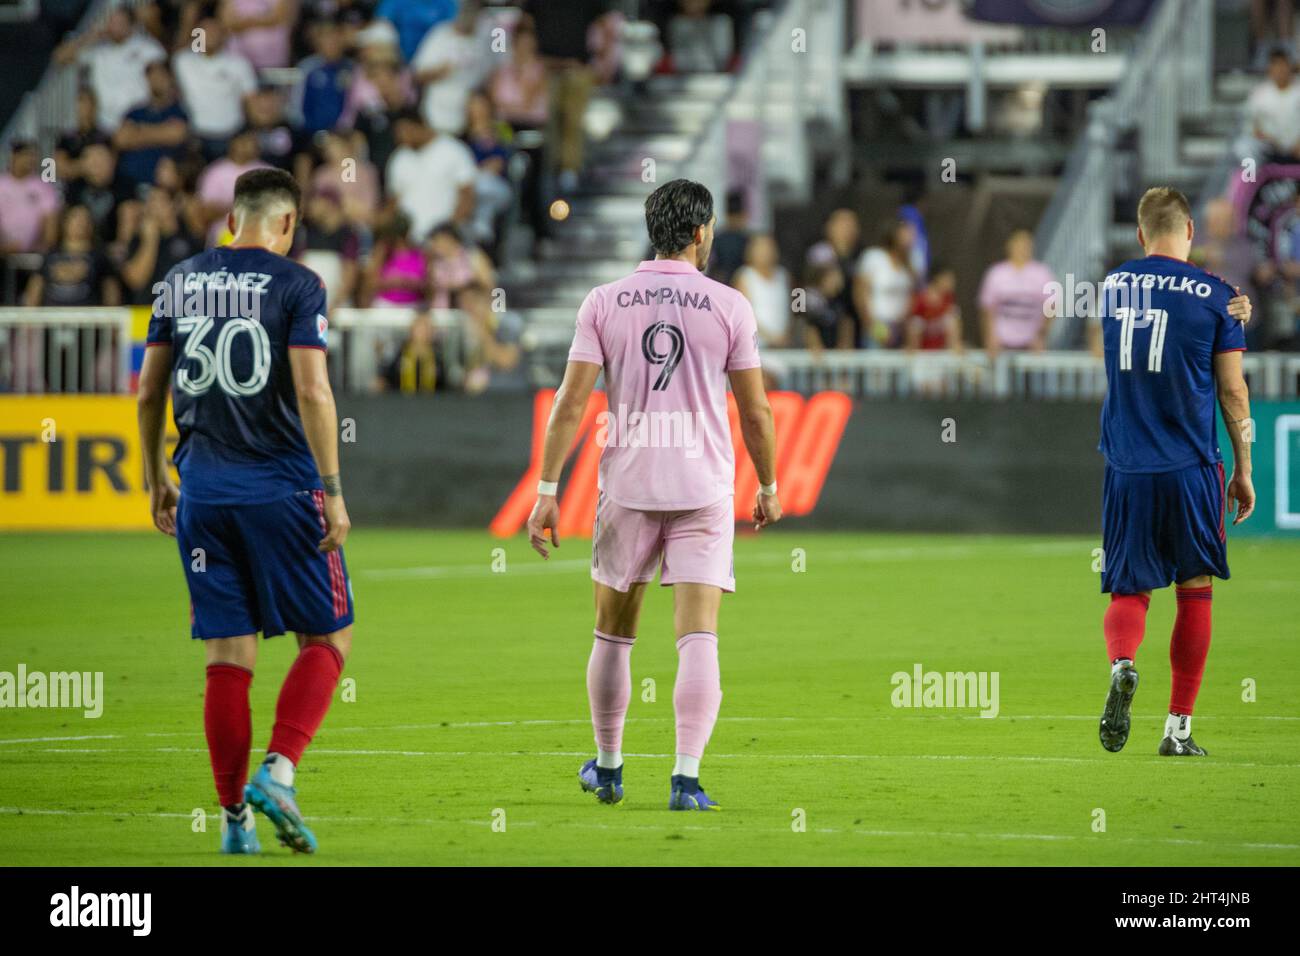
top-left (1137, 187), bottom-right (1191, 241)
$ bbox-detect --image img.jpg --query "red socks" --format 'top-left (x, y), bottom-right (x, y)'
top-left (1170, 586), bottom-right (1213, 715)
top-left (1104, 593), bottom-right (1150, 663)
top-left (204, 663), bottom-right (252, 807)
top-left (267, 642), bottom-right (345, 766)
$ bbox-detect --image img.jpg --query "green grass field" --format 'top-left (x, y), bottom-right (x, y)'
top-left (0, 529), bottom-right (1297, 866)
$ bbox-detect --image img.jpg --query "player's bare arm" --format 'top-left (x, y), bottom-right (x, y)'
top-left (728, 366), bottom-right (781, 530)
top-left (137, 343), bottom-right (179, 536)
top-left (527, 360), bottom-right (601, 559)
top-left (1214, 349), bottom-right (1255, 525)
top-left (290, 347), bottom-right (351, 552)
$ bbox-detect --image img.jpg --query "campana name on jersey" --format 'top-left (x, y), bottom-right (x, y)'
top-left (616, 287), bottom-right (714, 310)
top-left (151, 269), bottom-right (275, 322)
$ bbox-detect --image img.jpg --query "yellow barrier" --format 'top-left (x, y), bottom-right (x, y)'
top-left (0, 397), bottom-right (177, 530)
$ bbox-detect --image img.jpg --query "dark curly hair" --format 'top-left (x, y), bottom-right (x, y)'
top-left (644, 179), bottom-right (714, 257)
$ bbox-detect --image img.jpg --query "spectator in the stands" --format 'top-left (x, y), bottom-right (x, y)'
top-left (23, 205), bottom-right (120, 307)
top-left (668, 0), bottom-right (733, 74)
top-left (978, 228), bottom-right (1056, 357)
top-left (1248, 47), bottom-right (1300, 163)
top-left (119, 186), bottom-right (201, 304)
top-left (458, 283), bottom-right (523, 393)
top-left (376, 0), bottom-right (458, 63)
top-left (340, 19), bottom-right (412, 128)
top-left (0, 142), bottom-right (61, 255)
top-left (800, 262), bottom-right (854, 351)
top-left (463, 91), bottom-right (515, 247)
top-left (898, 182), bottom-right (930, 279)
top-left (733, 233), bottom-right (791, 347)
top-left (290, 14), bottom-right (356, 136)
top-left (490, 21), bottom-right (549, 130)
top-left (386, 107), bottom-right (477, 240)
top-left (114, 60), bottom-right (190, 191)
top-left (905, 264), bottom-right (962, 354)
top-left (806, 207), bottom-right (862, 345)
top-left (1251, 1), bottom-right (1294, 63)
top-left (362, 211), bottom-right (426, 307)
top-left (854, 219), bottom-right (916, 348)
top-left (524, 0), bottom-right (609, 193)
top-left (66, 143), bottom-right (132, 246)
top-left (221, 0), bottom-right (298, 71)
top-left (426, 223), bottom-right (495, 309)
top-left (246, 85), bottom-right (298, 171)
top-left (412, 0), bottom-right (492, 136)
top-left (708, 189), bottom-right (750, 283)
top-left (173, 16), bottom-right (260, 160)
top-left (55, 89), bottom-right (111, 184)
top-left (55, 6), bottom-right (166, 131)
top-left (312, 129), bottom-right (380, 229)
top-left (196, 127), bottom-right (270, 242)
top-left (297, 186), bottom-right (361, 307)
top-left (378, 307), bottom-right (443, 393)
top-left (353, 60), bottom-right (416, 189)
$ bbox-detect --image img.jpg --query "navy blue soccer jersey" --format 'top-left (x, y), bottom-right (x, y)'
top-left (146, 246), bottom-right (328, 504)
top-left (1098, 254), bottom-right (1246, 474)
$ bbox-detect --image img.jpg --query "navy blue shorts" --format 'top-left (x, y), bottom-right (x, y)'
top-left (1101, 461), bottom-right (1229, 594)
top-left (175, 490), bottom-right (354, 640)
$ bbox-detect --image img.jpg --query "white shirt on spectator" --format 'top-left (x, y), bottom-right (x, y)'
top-left (411, 20), bottom-right (492, 135)
top-left (386, 134), bottom-right (478, 239)
top-left (734, 265), bottom-right (791, 344)
top-left (80, 33), bottom-right (166, 130)
top-left (174, 48), bottom-right (260, 139)
top-left (1248, 79), bottom-right (1300, 153)
top-left (856, 247), bottom-right (914, 329)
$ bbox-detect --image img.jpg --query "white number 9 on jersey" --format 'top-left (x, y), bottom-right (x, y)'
top-left (175, 315), bottom-right (273, 397)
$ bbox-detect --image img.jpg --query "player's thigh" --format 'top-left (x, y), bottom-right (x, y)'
top-left (593, 581), bottom-right (648, 637)
top-left (591, 492), bottom-right (663, 595)
top-left (1168, 463), bottom-right (1229, 585)
top-left (205, 634), bottom-right (258, 670)
top-left (297, 624), bottom-right (353, 662)
top-left (240, 492), bottom-right (354, 640)
top-left (1101, 467), bottom-right (1169, 594)
top-left (660, 496), bottom-right (736, 595)
top-left (176, 496), bottom-right (260, 640)
top-left (672, 583), bottom-right (723, 638)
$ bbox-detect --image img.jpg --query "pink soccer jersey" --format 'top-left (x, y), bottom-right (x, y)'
top-left (568, 258), bottom-right (761, 511)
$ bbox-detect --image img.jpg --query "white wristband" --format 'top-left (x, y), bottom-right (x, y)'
top-left (537, 480), bottom-right (559, 496)
top-left (759, 481), bottom-right (777, 496)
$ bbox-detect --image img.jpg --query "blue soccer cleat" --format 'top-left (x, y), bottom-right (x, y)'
top-left (578, 758), bottom-right (624, 804)
top-left (668, 774), bottom-right (720, 811)
top-left (244, 764), bottom-right (317, 854)
top-left (219, 803), bottom-right (260, 855)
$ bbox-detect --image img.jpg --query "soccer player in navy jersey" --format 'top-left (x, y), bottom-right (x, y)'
top-left (137, 169), bottom-right (353, 853)
top-left (1097, 186), bottom-right (1255, 757)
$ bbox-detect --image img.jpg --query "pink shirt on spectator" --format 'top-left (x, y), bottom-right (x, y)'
top-left (490, 60), bottom-right (548, 127)
top-left (568, 258), bottom-right (761, 511)
top-left (978, 259), bottom-right (1056, 349)
top-left (0, 175), bottom-right (60, 253)
top-left (225, 0), bottom-right (293, 70)
top-left (375, 247), bottom-right (426, 305)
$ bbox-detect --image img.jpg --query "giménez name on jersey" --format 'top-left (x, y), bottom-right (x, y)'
top-left (150, 270), bottom-right (275, 322)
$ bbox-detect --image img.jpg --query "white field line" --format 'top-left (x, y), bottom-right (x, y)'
top-left (2, 712), bottom-right (1298, 747)
top-left (358, 540), bottom-right (1089, 581)
top-left (5, 745), bottom-right (1300, 770)
top-left (0, 806), bottom-right (1295, 852)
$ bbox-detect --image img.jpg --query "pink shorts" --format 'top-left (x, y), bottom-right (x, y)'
top-left (591, 493), bottom-right (736, 593)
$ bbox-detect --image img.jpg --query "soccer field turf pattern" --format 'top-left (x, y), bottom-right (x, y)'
top-left (0, 530), bottom-right (1296, 866)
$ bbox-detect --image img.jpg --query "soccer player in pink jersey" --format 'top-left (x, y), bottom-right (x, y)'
top-left (527, 180), bottom-right (780, 810)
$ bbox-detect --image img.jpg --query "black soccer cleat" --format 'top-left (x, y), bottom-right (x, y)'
top-left (1158, 734), bottom-right (1207, 756)
top-left (1099, 660), bottom-right (1140, 752)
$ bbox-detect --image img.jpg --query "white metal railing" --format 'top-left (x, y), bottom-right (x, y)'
top-left (0, 308), bottom-right (132, 393)
top-left (3, 309), bottom-right (1297, 401)
top-left (1037, 0), bottom-right (1214, 345)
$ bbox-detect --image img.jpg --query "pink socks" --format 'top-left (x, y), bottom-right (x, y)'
top-left (674, 631), bottom-right (722, 760)
top-left (587, 630), bottom-right (635, 761)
